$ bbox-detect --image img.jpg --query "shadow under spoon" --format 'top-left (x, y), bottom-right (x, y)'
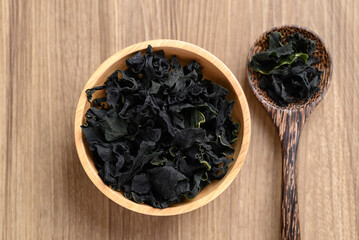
top-left (247, 25), bottom-right (332, 240)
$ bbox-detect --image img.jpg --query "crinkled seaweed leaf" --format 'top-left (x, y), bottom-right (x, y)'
top-left (287, 32), bottom-right (316, 55)
top-left (249, 32), bottom-right (322, 106)
top-left (81, 45), bottom-right (239, 208)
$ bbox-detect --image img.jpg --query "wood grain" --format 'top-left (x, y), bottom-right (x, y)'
top-left (1, 0), bottom-right (358, 239)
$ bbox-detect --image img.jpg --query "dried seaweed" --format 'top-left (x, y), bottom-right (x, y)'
top-left (81, 46), bottom-right (239, 208)
top-left (249, 32), bottom-right (322, 106)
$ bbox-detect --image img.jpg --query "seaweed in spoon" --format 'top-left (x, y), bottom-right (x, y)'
top-left (249, 32), bottom-right (322, 106)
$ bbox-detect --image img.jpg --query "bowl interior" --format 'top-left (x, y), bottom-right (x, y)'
top-left (247, 26), bottom-right (332, 110)
top-left (75, 40), bottom-right (250, 215)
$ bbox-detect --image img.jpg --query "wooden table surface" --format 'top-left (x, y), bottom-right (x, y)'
top-left (1, 0), bottom-right (358, 239)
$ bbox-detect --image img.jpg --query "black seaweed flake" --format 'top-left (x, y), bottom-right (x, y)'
top-left (249, 32), bottom-right (323, 106)
top-left (81, 45), bottom-right (240, 209)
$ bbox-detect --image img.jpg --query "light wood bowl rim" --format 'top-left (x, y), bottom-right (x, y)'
top-left (74, 39), bottom-right (251, 216)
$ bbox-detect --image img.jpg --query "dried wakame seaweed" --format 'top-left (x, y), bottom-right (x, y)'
top-left (81, 46), bottom-right (240, 208)
top-left (249, 32), bottom-right (323, 106)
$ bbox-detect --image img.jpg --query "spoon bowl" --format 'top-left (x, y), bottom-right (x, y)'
top-left (247, 25), bottom-right (332, 240)
top-left (248, 25), bottom-right (332, 111)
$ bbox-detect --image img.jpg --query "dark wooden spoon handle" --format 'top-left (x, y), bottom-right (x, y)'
top-left (281, 130), bottom-right (301, 240)
top-left (274, 110), bottom-right (305, 240)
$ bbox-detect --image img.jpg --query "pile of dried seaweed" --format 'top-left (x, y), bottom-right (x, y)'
top-left (81, 45), bottom-right (239, 208)
top-left (249, 32), bottom-right (322, 106)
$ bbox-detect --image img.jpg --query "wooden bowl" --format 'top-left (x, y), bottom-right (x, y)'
top-left (74, 40), bottom-right (251, 216)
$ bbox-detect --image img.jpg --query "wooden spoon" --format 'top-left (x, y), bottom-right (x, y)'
top-left (247, 26), bottom-right (332, 240)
